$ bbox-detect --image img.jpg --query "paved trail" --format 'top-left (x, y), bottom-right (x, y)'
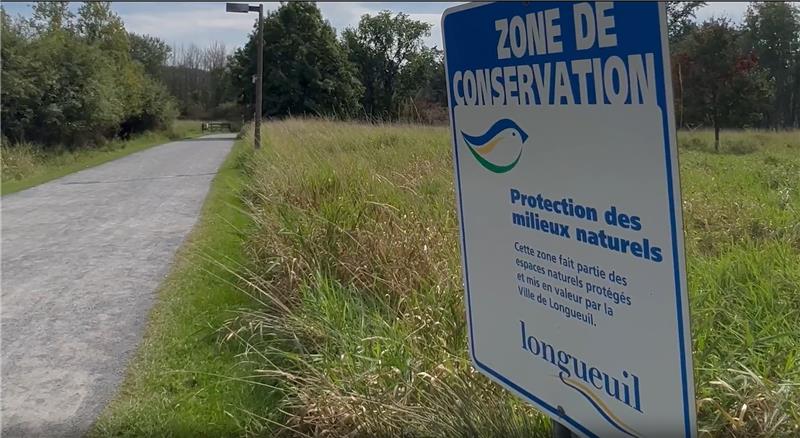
top-left (1, 134), bottom-right (235, 437)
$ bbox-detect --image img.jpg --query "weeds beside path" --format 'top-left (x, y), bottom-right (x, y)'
top-left (1, 120), bottom-right (205, 195)
top-left (89, 140), bottom-right (276, 437)
top-left (228, 122), bottom-right (799, 437)
top-left (88, 122), bottom-right (799, 437)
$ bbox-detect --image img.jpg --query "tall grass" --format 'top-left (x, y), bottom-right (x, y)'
top-left (89, 141), bottom-right (273, 437)
top-left (226, 121), bottom-right (799, 437)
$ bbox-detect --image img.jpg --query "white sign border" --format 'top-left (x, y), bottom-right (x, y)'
top-left (440, 2), bottom-right (697, 437)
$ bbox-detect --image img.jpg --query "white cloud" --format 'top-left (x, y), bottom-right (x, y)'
top-left (120, 4), bottom-right (280, 49)
top-left (116, 2), bottom-right (456, 50)
top-left (695, 2), bottom-right (750, 23)
top-left (319, 2), bottom-right (377, 33)
top-left (318, 2), bottom-right (446, 49)
top-left (408, 13), bottom-right (444, 49)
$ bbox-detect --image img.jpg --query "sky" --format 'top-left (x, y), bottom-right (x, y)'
top-left (3, 2), bottom-right (754, 52)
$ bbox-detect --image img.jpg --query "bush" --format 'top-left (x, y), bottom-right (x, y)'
top-left (119, 76), bottom-right (179, 137)
top-left (0, 6), bottom-right (178, 148)
top-left (1, 141), bottom-right (42, 181)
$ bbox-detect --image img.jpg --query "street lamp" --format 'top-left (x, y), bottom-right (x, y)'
top-left (226, 2), bottom-right (263, 149)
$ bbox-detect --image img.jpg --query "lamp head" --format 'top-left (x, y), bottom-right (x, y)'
top-left (226, 3), bottom-right (250, 13)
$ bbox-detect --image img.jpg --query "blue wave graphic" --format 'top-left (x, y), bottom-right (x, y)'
top-left (462, 118), bottom-right (528, 145)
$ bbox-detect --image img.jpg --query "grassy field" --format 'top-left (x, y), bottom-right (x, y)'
top-left (1, 120), bottom-right (206, 195)
top-left (89, 140), bottom-right (277, 437)
top-left (230, 121), bottom-right (798, 436)
top-left (92, 121), bottom-right (799, 437)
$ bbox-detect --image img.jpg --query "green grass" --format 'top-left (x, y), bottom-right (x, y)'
top-left (89, 122), bottom-right (799, 437)
top-left (89, 140), bottom-right (278, 437)
top-left (224, 122), bottom-right (799, 437)
top-left (1, 120), bottom-right (205, 195)
top-left (677, 130), bottom-right (800, 436)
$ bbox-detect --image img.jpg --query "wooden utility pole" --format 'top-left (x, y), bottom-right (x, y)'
top-left (254, 4), bottom-right (263, 149)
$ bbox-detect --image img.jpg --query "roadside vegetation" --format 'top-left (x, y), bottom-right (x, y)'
top-left (5, 1), bottom-right (799, 436)
top-left (1, 120), bottom-right (203, 195)
top-left (217, 120), bottom-right (797, 437)
top-left (89, 140), bottom-right (275, 437)
top-left (0, 3), bottom-right (199, 195)
top-left (1, 3), bottom-right (178, 148)
top-left (91, 120), bottom-right (800, 437)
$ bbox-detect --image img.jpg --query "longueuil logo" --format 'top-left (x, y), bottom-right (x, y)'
top-left (461, 119), bottom-right (529, 173)
top-left (521, 321), bottom-right (642, 437)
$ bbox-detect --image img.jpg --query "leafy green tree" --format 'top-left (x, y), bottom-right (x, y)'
top-left (76, 1), bottom-right (128, 56)
top-left (666, 2), bottom-right (706, 45)
top-left (28, 28), bottom-right (124, 146)
top-left (743, 2), bottom-right (800, 128)
top-left (128, 33), bottom-right (171, 77)
top-left (667, 3), bottom-right (706, 128)
top-left (342, 11), bottom-right (432, 119)
top-left (30, 1), bottom-right (73, 34)
top-left (75, 2), bottom-right (175, 135)
top-left (229, 2), bottom-right (361, 118)
top-left (395, 47), bottom-right (448, 122)
top-left (678, 18), bottom-right (770, 150)
top-left (1, 9), bottom-right (39, 142)
top-left (1, 3), bottom-right (177, 147)
top-left (398, 47), bottom-right (445, 105)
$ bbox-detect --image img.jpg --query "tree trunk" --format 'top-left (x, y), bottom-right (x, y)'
top-left (714, 121), bottom-right (720, 152)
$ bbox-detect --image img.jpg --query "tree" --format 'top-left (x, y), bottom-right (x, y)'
top-left (342, 11), bottom-right (432, 119)
top-left (678, 18), bottom-right (770, 150)
top-left (229, 2), bottom-right (361, 118)
top-left (1, 4), bottom-right (177, 147)
top-left (743, 2), bottom-right (800, 128)
top-left (30, 1), bottom-right (73, 34)
top-left (27, 27), bottom-right (124, 145)
top-left (666, 1), bottom-right (706, 45)
top-left (76, 1), bottom-right (127, 55)
top-left (128, 33), bottom-right (171, 77)
top-left (204, 41), bottom-right (231, 112)
top-left (1, 9), bottom-right (39, 142)
top-left (162, 44), bottom-right (201, 116)
top-left (395, 47), bottom-right (448, 122)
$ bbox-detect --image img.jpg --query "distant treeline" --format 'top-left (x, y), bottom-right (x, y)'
top-left (227, 2), bottom-right (446, 123)
top-left (2, 2), bottom-right (799, 149)
top-left (669, 1), bottom-right (800, 139)
top-left (1, 3), bottom-right (177, 147)
top-left (210, 1), bottom-right (800, 130)
top-left (161, 42), bottom-right (237, 121)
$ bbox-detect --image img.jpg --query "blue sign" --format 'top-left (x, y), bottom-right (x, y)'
top-left (442, 2), bottom-right (696, 437)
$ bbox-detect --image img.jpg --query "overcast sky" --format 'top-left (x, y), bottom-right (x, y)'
top-left (3, 2), bottom-right (754, 52)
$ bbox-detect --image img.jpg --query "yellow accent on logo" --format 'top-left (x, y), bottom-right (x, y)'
top-left (476, 136), bottom-right (503, 155)
top-left (562, 377), bottom-right (641, 437)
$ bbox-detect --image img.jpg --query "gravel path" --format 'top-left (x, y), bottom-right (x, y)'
top-left (1, 134), bottom-right (235, 437)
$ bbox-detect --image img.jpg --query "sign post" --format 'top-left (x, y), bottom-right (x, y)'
top-left (552, 418), bottom-right (574, 438)
top-left (441, 2), bottom-right (696, 437)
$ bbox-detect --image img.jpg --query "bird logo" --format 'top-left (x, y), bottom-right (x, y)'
top-left (461, 119), bottom-right (529, 174)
